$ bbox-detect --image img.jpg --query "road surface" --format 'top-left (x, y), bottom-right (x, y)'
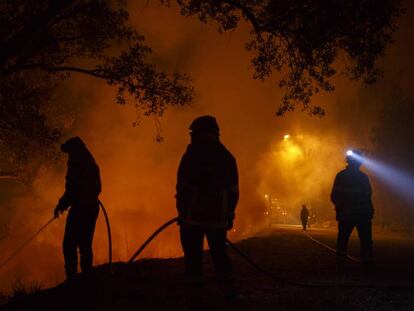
top-left (2, 225), bottom-right (414, 311)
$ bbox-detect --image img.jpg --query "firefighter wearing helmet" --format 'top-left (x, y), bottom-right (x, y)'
top-left (176, 115), bottom-right (239, 301)
top-left (331, 149), bottom-right (374, 271)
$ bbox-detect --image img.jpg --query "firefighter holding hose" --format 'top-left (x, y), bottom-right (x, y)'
top-left (54, 137), bottom-right (101, 281)
top-left (176, 115), bottom-right (239, 302)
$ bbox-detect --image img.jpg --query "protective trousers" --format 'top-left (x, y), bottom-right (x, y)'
top-left (336, 216), bottom-right (373, 264)
top-left (180, 224), bottom-right (232, 280)
top-left (63, 208), bottom-right (99, 279)
top-left (301, 218), bottom-right (308, 230)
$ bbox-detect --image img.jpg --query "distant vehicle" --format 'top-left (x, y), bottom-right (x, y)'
top-left (264, 194), bottom-right (290, 225)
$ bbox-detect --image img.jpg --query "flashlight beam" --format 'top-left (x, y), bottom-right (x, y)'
top-left (348, 152), bottom-right (414, 202)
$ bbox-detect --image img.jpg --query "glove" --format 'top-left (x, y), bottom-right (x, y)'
top-left (177, 217), bottom-right (184, 226)
top-left (54, 206), bottom-right (64, 218)
top-left (226, 212), bottom-right (235, 230)
top-left (226, 219), bottom-right (234, 230)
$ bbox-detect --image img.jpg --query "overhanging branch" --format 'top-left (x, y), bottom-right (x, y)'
top-left (219, 0), bottom-right (262, 32)
top-left (3, 63), bottom-right (127, 85)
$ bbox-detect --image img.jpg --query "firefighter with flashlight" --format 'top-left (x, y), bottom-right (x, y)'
top-left (176, 115), bottom-right (239, 303)
top-left (331, 149), bottom-right (374, 271)
top-left (54, 137), bottom-right (101, 281)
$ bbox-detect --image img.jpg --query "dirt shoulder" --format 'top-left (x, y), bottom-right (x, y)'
top-left (2, 228), bottom-right (413, 311)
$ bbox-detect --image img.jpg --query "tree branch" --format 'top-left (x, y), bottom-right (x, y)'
top-left (219, 0), bottom-right (262, 32)
top-left (50, 34), bottom-right (108, 42)
top-left (0, 0), bottom-right (76, 70)
top-left (8, 63), bottom-right (142, 96)
top-left (4, 63), bottom-right (107, 79)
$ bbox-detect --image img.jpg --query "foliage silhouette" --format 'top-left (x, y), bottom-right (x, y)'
top-left (167, 0), bottom-right (403, 115)
top-left (0, 0), bottom-right (404, 181)
top-left (0, 0), bottom-right (193, 181)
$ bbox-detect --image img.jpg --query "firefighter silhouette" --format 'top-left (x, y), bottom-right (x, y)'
top-left (331, 150), bottom-right (374, 270)
top-left (176, 115), bottom-right (239, 301)
top-left (54, 137), bottom-right (101, 280)
top-left (300, 204), bottom-right (309, 230)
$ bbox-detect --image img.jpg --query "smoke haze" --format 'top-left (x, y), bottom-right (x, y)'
top-left (0, 0), bottom-right (413, 292)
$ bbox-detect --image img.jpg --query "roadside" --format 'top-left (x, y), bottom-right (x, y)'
top-left (2, 227), bottom-right (414, 311)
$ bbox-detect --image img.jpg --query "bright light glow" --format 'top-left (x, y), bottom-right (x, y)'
top-left (349, 152), bottom-right (414, 202)
top-left (283, 134), bottom-right (290, 140)
top-left (281, 142), bottom-right (303, 162)
top-left (346, 150), bottom-right (353, 156)
top-left (264, 194), bottom-right (269, 199)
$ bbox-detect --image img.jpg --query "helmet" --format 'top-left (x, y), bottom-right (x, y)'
top-left (346, 149), bottom-right (364, 166)
top-left (61, 136), bottom-right (85, 153)
top-left (189, 115), bottom-right (219, 134)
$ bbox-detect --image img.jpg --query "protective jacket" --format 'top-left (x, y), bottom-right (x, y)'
top-left (300, 208), bottom-right (309, 221)
top-left (57, 151), bottom-right (101, 215)
top-left (176, 140), bottom-right (238, 228)
top-left (331, 166), bottom-right (373, 220)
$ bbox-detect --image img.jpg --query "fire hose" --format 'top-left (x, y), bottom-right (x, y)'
top-left (0, 217), bottom-right (55, 270)
top-left (0, 200), bottom-right (113, 273)
top-left (303, 230), bottom-right (360, 263)
top-left (98, 200), bottom-right (113, 274)
top-left (2, 209), bottom-right (414, 289)
top-left (127, 217), bottom-right (414, 289)
top-left (127, 217), bottom-right (178, 264)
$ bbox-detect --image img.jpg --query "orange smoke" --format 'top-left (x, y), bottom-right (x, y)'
top-left (1, 0), bottom-right (413, 292)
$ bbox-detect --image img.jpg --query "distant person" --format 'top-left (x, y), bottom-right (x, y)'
top-left (54, 137), bottom-right (101, 281)
top-left (331, 150), bottom-right (374, 270)
top-left (300, 204), bottom-right (309, 230)
top-left (176, 115), bottom-right (239, 302)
